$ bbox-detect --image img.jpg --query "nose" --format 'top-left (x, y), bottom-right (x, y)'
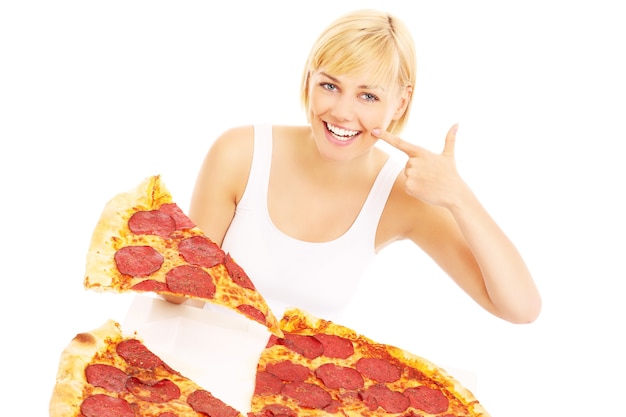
top-left (330, 94), bottom-right (355, 122)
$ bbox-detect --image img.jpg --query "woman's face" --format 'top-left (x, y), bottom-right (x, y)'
top-left (307, 68), bottom-right (409, 162)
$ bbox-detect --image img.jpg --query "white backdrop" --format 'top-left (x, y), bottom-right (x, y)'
top-left (2, 1), bottom-right (625, 415)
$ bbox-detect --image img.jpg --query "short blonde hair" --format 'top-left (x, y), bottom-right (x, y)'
top-left (301, 9), bottom-right (416, 135)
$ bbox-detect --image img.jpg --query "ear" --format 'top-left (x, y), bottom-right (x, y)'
top-left (392, 86), bottom-right (412, 120)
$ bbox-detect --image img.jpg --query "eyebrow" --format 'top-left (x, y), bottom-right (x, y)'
top-left (319, 72), bottom-right (385, 92)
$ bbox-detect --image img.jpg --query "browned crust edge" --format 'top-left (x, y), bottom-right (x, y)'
top-left (84, 175), bottom-right (172, 290)
top-left (49, 320), bottom-right (123, 417)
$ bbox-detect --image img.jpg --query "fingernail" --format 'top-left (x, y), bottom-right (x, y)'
top-left (372, 128), bottom-right (381, 136)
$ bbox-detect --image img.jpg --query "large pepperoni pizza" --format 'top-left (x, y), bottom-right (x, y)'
top-left (249, 308), bottom-right (490, 416)
top-left (83, 175), bottom-right (282, 337)
top-left (49, 320), bottom-right (243, 417)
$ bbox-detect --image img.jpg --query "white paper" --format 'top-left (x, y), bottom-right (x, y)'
top-left (122, 295), bottom-right (271, 414)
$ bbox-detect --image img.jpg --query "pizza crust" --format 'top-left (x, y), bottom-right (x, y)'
top-left (386, 344), bottom-right (489, 416)
top-left (84, 175), bottom-right (172, 290)
top-left (49, 320), bottom-right (123, 417)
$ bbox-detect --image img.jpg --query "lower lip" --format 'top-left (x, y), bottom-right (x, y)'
top-left (324, 124), bottom-right (360, 147)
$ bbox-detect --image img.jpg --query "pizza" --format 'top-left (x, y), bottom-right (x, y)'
top-left (249, 308), bottom-right (490, 417)
top-left (49, 319), bottom-right (243, 417)
top-left (83, 175), bottom-right (282, 337)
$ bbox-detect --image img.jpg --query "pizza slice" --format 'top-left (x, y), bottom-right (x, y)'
top-left (84, 175), bottom-right (282, 337)
top-left (249, 307), bottom-right (491, 417)
top-left (49, 319), bottom-right (243, 417)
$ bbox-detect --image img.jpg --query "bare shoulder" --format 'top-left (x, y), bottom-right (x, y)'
top-left (209, 125), bottom-right (255, 162)
top-left (200, 123), bottom-right (309, 194)
top-left (271, 124), bottom-right (311, 143)
top-left (201, 125), bottom-right (256, 192)
top-left (272, 124), bottom-right (310, 134)
top-left (207, 124), bottom-right (310, 177)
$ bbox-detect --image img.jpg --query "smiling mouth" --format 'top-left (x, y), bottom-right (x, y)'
top-left (325, 122), bottom-right (361, 142)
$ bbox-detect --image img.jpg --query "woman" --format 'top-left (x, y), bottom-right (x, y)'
top-left (184, 9), bottom-right (541, 324)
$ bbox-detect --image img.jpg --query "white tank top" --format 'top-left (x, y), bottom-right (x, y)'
top-left (220, 125), bottom-right (404, 321)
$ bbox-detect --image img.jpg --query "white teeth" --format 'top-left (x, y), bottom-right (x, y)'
top-left (326, 122), bottom-right (359, 139)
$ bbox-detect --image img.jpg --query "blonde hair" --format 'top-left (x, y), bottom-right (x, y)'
top-left (301, 9), bottom-right (416, 135)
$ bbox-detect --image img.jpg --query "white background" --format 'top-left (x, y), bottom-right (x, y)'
top-left (2, 1), bottom-right (625, 415)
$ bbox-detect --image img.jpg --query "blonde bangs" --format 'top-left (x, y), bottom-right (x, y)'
top-left (313, 34), bottom-right (402, 91)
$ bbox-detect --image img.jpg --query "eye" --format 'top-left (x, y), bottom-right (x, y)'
top-left (360, 92), bottom-right (379, 102)
top-left (320, 82), bottom-right (337, 92)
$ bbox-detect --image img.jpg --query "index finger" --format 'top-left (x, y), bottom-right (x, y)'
top-left (372, 128), bottom-right (421, 157)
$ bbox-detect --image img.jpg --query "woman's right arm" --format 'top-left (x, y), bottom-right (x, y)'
top-left (162, 125), bottom-right (254, 305)
top-left (188, 125), bottom-right (255, 246)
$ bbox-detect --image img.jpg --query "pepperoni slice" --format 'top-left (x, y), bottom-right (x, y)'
top-left (114, 246), bottom-right (164, 277)
top-left (254, 371), bottom-right (283, 395)
top-left (131, 279), bottom-right (169, 293)
top-left (324, 399), bottom-right (342, 414)
top-left (360, 384), bottom-right (410, 413)
top-left (265, 335), bottom-right (280, 349)
top-left (128, 210), bottom-right (176, 237)
top-left (236, 304), bottom-right (266, 325)
top-left (257, 404), bottom-right (297, 417)
top-left (281, 333), bottom-right (324, 359)
top-left (80, 394), bottom-right (134, 417)
top-left (116, 339), bottom-right (163, 369)
top-left (187, 390), bottom-right (241, 417)
top-left (158, 203), bottom-right (195, 229)
top-left (265, 360), bottom-right (310, 382)
top-left (314, 333), bottom-right (354, 359)
top-left (126, 377), bottom-right (180, 402)
top-left (178, 236), bottom-right (224, 268)
top-left (165, 265), bottom-right (216, 299)
top-left (315, 363), bottom-right (364, 390)
top-left (355, 357), bottom-right (401, 383)
top-left (281, 381), bottom-right (332, 409)
top-left (404, 385), bottom-right (450, 414)
top-left (224, 253), bottom-right (255, 289)
top-left (85, 363), bottom-right (128, 392)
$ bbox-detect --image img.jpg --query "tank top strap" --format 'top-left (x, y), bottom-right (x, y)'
top-left (349, 156), bottom-right (404, 236)
top-left (237, 124), bottom-right (273, 208)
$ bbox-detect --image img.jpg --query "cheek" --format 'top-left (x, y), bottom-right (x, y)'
top-left (361, 108), bottom-right (394, 131)
top-left (379, 103), bottom-right (404, 128)
top-left (308, 90), bottom-right (330, 116)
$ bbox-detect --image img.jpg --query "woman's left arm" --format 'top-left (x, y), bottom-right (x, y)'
top-left (446, 182), bottom-right (542, 323)
top-left (374, 125), bottom-right (542, 323)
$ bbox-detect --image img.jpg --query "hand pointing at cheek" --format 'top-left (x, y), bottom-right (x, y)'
top-left (372, 124), bottom-right (470, 209)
